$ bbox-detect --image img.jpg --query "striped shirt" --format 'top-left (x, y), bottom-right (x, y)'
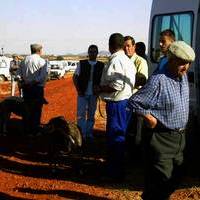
top-left (128, 65), bottom-right (189, 130)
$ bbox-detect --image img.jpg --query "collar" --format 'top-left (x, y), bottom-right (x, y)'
top-left (130, 53), bottom-right (137, 61)
top-left (165, 64), bottom-right (182, 82)
top-left (109, 50), bottom-right (125, 60)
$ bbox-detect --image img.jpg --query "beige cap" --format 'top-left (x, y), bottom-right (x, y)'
top-left (169, 41), bottom-right (195, 62)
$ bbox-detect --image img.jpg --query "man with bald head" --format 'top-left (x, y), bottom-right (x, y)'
top-left (19, 44), bottom-right (48, 135)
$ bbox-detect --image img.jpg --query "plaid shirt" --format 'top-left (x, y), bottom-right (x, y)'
top-left (128, 67), bottom-right (189, 130)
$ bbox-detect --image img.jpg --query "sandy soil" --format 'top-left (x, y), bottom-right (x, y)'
top-left (0, 74), bottom-right (200, 200)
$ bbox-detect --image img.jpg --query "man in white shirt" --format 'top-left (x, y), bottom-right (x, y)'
top-left (19, 44), bottom-right (48, 135)
top-left (98, 33), bottom-right (136, 180)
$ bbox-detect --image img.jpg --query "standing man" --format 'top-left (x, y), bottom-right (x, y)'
top-left (124, 36), bottom-right (148, 155)
top-left (135, 42), bottom-right (148, 61)
top-left (10, 54), bottom-right (20, 96)
top-left (19, 44), bottom-right (48, 135)
top-left (128, 41), bottom-right (195, 200)
top-left (158, 29), bottom-right (176, 71)
top-left (73, 44), bottom-right (104, 141)
top-left (124, 36), bottom-right (148, 93)
top-left (98, 33), bottom-right (136, 180)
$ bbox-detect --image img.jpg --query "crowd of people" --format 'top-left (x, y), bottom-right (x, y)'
top-left (5, 29), bottom-right (196, 200)
top-left (72, 30), bottom-right (195, 200)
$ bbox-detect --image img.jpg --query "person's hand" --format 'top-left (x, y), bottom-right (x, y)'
top-left (144, 114), bottom-right (157, 128)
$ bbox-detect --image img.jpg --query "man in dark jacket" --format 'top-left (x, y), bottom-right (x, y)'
top-left (73, 44), bottom-right (104, 141)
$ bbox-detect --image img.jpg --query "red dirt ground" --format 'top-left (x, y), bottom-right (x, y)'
top-left (0, 74), bottom-right (200, 200)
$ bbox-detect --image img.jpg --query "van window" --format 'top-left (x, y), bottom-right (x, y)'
top-left (151, 12), bottom-right (194, 62)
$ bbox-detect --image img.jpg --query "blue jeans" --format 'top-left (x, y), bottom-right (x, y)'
top-left (77, 95), bottom-right (97, 139)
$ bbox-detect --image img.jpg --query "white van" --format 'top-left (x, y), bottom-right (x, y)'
top-left (148, 0), bottom-right (200, 120)
top-left (0, 56), bottom-right (12, 81)
top-left (59, 60), bottom-right (78, 73)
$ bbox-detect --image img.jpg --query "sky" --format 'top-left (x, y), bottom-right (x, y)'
top-left (0, 0), bottom-right (152, 55)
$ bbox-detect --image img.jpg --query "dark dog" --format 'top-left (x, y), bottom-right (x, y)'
top-left (44, 116), bottom-right (82, 168)
top-left (0, 96), bottom-right (48, 135)
top-left (0, 96), bottom-right (29, 134)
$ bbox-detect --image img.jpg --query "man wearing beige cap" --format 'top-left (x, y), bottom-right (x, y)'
top-left (19, 44), bottom-right (48, 135)
top-left (127, 41), bottom-right (195, 200)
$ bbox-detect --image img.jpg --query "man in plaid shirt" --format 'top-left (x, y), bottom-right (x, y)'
top-left (128, 41), bottom-right (195, 200)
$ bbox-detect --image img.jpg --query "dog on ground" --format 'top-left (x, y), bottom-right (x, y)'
top-left (0, 96), bottom-right (28, 134)
top-left (43, 116), bottom-right (82, 168)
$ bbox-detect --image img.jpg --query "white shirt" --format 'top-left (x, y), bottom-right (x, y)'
top-left (19, 54), bottom-right (48, 86)
top-left (100, 50), bottom-right (136, 101)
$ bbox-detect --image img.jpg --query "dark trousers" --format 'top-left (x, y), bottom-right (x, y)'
top-left (126, 113), bottom-right (144, 161)
top-left (22, 85), bottom-right (45, 134)
top-left (142, 127), bottom-right (185, 200)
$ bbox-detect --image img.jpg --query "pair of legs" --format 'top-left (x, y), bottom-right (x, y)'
top-left (22, 85), bottom-right (45, 135)
top-left (126, 113), bottom-right (144, 161)
top-left (77, 95), bottom-right (97, 139)
top-left (142, 128), bottom-right (186, 200)
top-left (105, 99), bottom-right (131, 179)
top-left (11, 76), bottom-right (23, 97)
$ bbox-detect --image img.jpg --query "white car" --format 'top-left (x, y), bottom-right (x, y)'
top-left (49, 60), bottom-right (65, 80)
top-left (0, 56), bottom-right (12, 82)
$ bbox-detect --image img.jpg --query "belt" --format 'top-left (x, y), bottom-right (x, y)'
top-left (151, 123), bottom-right (185, 134)
top-left (154, 127), bottom-right (185, 134)
top-left (172, 128), bottom-right (185, 134)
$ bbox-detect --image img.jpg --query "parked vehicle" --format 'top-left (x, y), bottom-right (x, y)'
top-left (68, 61), bottom-right (78, 72)
top-left (49, 60), bottom-right (65, 80)
top-left (63, 60), bottom-right (78, 72)
top-left (0, 56), bottom-right (12, 82)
